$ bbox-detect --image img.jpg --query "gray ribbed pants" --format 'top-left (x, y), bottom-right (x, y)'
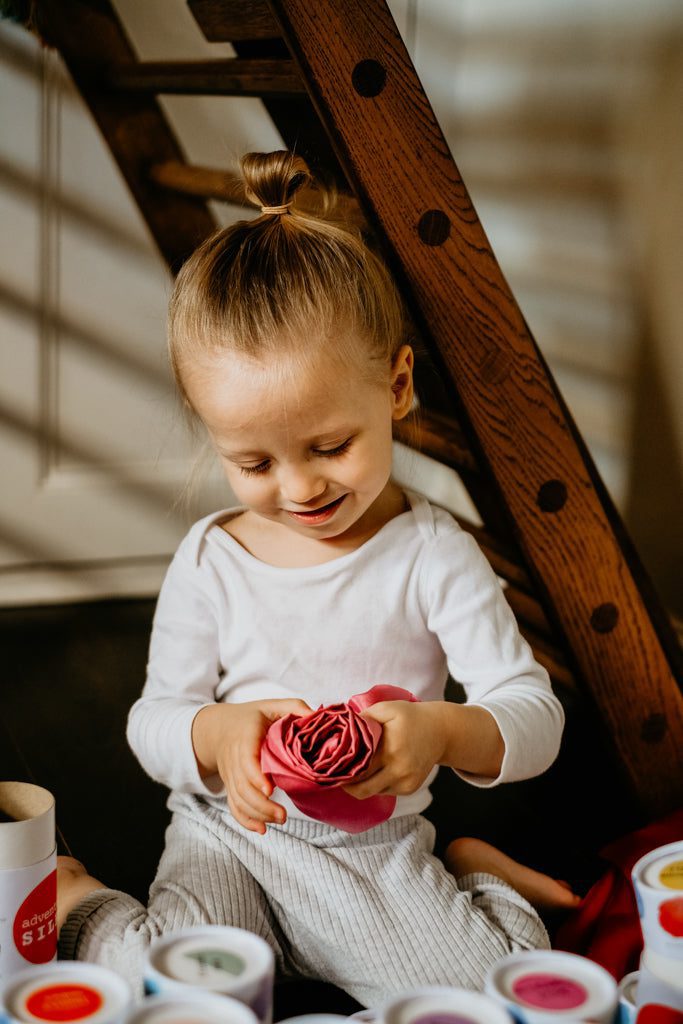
top-left (58, 792), bottom-right (549, 1008)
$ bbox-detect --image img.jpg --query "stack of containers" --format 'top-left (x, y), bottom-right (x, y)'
top-left (631, 841), bottom-right (683, 1014)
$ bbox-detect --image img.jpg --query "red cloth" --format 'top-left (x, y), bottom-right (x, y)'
top-left (260, 684), bottom-right (418, 833)
top-left (554, 808), bottom-right (683, 980)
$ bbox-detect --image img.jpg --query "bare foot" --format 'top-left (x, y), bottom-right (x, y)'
top-left (57, 855), bottom-right (107, 931)
top-left (444, 837), bottom-right (582, 912)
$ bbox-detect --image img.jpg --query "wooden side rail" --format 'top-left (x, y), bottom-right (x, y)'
top-left (268, 0), bottom-right (683, 815)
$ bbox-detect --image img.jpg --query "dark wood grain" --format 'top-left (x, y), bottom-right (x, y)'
top-left (35, 0), bottom-right (216, 272)
top-left (394, 409), bottom-right (478, 474)
top-left (104, 59), bottom-right (305, 96)
top-left (268, 0), bottom-right (683, 814)
top-left (189, 0), bottom-right (279, 41)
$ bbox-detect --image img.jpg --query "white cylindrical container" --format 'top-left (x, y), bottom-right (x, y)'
top-left (0, 784), bottom-right (57, 983)
top-left (617, 972), bottom-right (639, 1024)
top-left (485, 950), bottom-right (618, 1024)
top-left (636, 952), bottom-right (683, 1012)
top-left (632, 842), bottom-right (683, 960)
top-left (277, 1017), bottom-right (347, 1024)
top-left (382, 985), bottom-right (513, 1024)
top-left (641, 948), bottom-right (683, 992)
top-left (144, 927), bottom-right (274, 1024)
top-left (124, 992), bottom-right (258, 1024)
top-left (0, 962), bottom-right (132, 1024)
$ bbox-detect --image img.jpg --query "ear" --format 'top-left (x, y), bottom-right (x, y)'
top-left (390, 344), bottom-right (415, 421)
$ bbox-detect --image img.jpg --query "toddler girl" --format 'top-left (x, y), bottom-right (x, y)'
top-left (57, 150), bottom-right (578, 1007)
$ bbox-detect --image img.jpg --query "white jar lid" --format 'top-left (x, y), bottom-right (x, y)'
top-left (642, 852), bottom-right (683, 891)
top-left (278, 1017), bottom-right (348, 1024)
top-left (0, 783), bottom-right (55, 869)
top-left (126, 993), bottom-right (258, 1024)
top-left (383, 985), bottom-right (513, 1024)
top-left (2, 962), bottom-right (131, 1023)
top-left (149, 927), bottom-right (273, 994)
top-left (486, 951), bottom-right (617, 1019)
top-left (632, 841), bottom-right (683, 891)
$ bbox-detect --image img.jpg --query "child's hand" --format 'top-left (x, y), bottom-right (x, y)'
top-left (192, 699), bottom-right (311, 834)
top-left (342, 700), bottom-right (446, 800)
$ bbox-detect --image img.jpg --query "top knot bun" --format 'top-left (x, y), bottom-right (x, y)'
top-left (241, 150), bottom-right (311, 215)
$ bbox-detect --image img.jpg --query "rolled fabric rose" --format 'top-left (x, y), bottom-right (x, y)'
top-left (260, 684), bottom-right (419, 833)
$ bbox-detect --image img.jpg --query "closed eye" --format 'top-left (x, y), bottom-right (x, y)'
top-left (238, 460), bottom-right (270, 476)
top-left (315, 438), bottom-right (352, 457)
top-left (237, 437), bottom-right (353, 476)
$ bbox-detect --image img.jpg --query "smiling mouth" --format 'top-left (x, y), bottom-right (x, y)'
top-left (286, 495), bottom-right (347, 519)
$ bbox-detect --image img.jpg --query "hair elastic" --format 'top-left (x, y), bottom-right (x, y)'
top-left (260, 202), bottom-right (293, 215)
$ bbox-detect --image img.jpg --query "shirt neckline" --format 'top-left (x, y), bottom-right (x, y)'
top-left (206, 488), bottom-right (423, 576)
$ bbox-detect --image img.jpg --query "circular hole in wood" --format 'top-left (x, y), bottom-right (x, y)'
top-left (351, 59), bottom-right (386, 98)
top-left (537, 480), bottom-right (568, 513)
top-left (590, 602), bottom-right (619, 633)
top-left (418, 210), bottom-right (451, 246)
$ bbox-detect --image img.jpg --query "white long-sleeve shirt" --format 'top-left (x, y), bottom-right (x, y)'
top-left (127, 488), bottom-right (565, 822)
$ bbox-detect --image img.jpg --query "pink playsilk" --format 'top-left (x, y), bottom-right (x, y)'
top-left (260, 684), bottom-right (419, 833)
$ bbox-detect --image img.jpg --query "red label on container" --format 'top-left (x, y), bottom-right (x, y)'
top-left (636, 1006), bottom-right (683, 1024)
top-left (25, 984), bottom-right (103, 1022)
top-left (13, 871), bottom-right (57, 964)
top-left (659, 896), bottom-right (683, 937)
top-left (511, 973), bottom-right (588, 1010)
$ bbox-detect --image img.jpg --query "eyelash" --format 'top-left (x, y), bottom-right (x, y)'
top-left (238, 438), bottom-right (352, 477)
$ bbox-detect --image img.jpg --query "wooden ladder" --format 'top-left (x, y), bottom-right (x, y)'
top-left (29, 0), bottom-right (683, 820)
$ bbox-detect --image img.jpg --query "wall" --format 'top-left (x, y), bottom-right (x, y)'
top-left (0, 0), bottom-right (680, 611)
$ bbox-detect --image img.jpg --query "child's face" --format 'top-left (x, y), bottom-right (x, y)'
top-left (185, 342), bottom-right (414, 542)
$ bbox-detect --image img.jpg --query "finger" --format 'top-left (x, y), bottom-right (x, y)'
top-left (358, 701), bottom-right (396, 724)
top-left (343, 766), bottom-right (395, 800)
top-left (230, 792), bottom-right (275, 831)
top-left (236, 780), bottom-right (287, 823)
top-left (235, 809), bottom-right (267, 835)
top-left (244, 756), bottom-right (275, 798)
top-left (351, 747), bottom-right (384, 783)
top-left (263, 699), bottom-right (312, 721)
top-left (226, 792), bottom-right (261, 833)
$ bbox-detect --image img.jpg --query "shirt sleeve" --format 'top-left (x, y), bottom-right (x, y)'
top-left (126, 537), bottom-right (226, 797)
top-left (422, 518), bottom-right (565, 787)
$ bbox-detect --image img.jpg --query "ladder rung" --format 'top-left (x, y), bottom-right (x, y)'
top-left (148, 161), bottom-right (367, 229)
top-left (104, 59), bottom-right (305, 96)
top-left (503, 584), bottom-right (554, 637)
top-left (395, 410), bottom-right (478, 475)
top-left (149, 162), bottom-right (245, 204)
top-left (519, 626), bottom-right (576, 692)
top-left (188, 0), bottom-right (280, 42)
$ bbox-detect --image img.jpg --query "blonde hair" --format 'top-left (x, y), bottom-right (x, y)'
top-left (167, 150), bottom-right (409, 408)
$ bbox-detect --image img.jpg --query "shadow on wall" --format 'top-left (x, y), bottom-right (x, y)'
top-left (626, 336), bottom-right (683, 618)
top-left (618, 34), bottom-right (683, 619)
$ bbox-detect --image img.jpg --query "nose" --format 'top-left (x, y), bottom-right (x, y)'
top-left (279, 461), bottom-right (327, 506)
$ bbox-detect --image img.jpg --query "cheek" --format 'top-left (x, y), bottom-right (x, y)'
top-left (348, 436), bottom-right (394, 486)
